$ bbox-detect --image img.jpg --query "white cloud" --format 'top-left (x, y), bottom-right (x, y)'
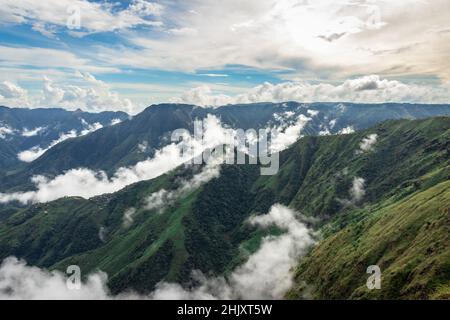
top-left (137, 141), bottom-right (148, 153)
top-left (0, 125), bottom-right (15, 139)
top-left (170, 85), bottom-right (235, 107)
top-left (0, 257), bottom-right (110, 300)
top-left (338, 126), bottom-right (355, 135)
top-left (357, 133), bottom-right (378, 153)
top-left (0, 0), bottom-right (163, 37)
top-left (172, 75), bottom-right (450, 106)
top-left (17, 130), bottom-right (78, 162)
top-left (0, 81), bottom-right (27, 98)
top-left (122, 208), bottom-right (137, 229)
top-left (307, 109), bottom-right (319, 117)
top-left (350, 177), bottom-right (366, 204)
top-left (1, 115), bottom-right (231, 204)
top-left (270, 114), bottom-right (312, 153)
top-left (0, 81), bottom-right (29, 107)
top-left (338, 176), bottom-right (366, 207)
top-left (0, 46), bottom-right (113, 73)
top-left (80, 121), bottom-right (103, 136)
top-left (110, 118), bottom-right (122, 126)
top-left (2, 113), bottom-right (299, 204)
top-left (98, 226), bottom-right (107, 243)
top-left (92, 0), bottom-right (450, 82)
top-left (0, 204), bottom-right (315, 300)
top-left (40, 74), bottom-right (134, 113)
top-left (151, 204), bottom-right (316, 299)
top-left (144, 162), bottom-right (221, 212)
top-left (17, 118), bottom-right (105, 163)
top-left (21, 127), bottom-right (46, 137)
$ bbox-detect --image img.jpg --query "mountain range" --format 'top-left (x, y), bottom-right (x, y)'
top-left (1, 102), bottom-right (449, 192)
top-left (0, 102), bottom-right (449, 300)
top-left (0, 106), bottom-right (128, 173)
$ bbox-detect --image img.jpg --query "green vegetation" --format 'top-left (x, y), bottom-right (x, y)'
top-left (287, 180), bottom-right (450, 300)
top-left (0, 116), bottom-right (448, 298)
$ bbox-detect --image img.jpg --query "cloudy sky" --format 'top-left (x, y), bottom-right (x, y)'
top-left (0, 0), bottom-right (449, 113)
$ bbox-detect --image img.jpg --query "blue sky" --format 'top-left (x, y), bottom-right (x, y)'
top-left (0, 0), bottom-right (449, 113)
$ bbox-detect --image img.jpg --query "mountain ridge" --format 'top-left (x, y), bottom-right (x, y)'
top-left (0, 116), bottom-right (448, 298)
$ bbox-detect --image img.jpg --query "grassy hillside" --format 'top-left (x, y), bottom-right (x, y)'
top-left (0, 117), bottom-right (448, 297)
top-left (287, 180), bottom-right (450, 300)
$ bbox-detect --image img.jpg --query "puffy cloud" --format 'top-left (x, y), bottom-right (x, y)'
top-left (0, 81), bottom-right (27, 98)
top-left (7, 144), bottom-right (191, 203)
top-left (137, 141), bottom-right (148, 153)
top-left (21, 127), bottom-right (46, 137)
top-left (1, 115), bottom-right (230, 204)
top-left (270, 114), bottom-right (312, 153)
top-left (0, 0), bottom-right (163, 38)
top-left (151, 204), bottom-right (316, 299)
top-left (307, 109), bottom-right (319, 117)
top-left (357, 133), bottom-right (378, 153)
top-left (170, 85), bottom-right (235, 107)
top-left (0, 81), bottom-right (29, 107)
top-left (0, 125), bottom-right (15, 139)
top-left (0, 204), bottom-right (315, 300)
top-left (110, 118), bottom-right (123, 126)
top-left (17, 120), bottom-right (103, 163)
top-left (144, 162), bottom-right (221, 213)
top-left (338, 126), bottom-right (355, 135)
top-left (172, 75), bottom-right (450, 107)
top-left (91, 0), bottom-right (450, 82)
top-left (17, 130), bottom-right (78, 162)
top-left (338, 176), bottom-right (366, 207)
top-left (2, 112), bottom-right (297, 204)
top-left (40, 74), bottom-right (134, 113)
top-left (350, 177), bottom-right (366, 204)
top-left (122, 208), bottom-right (137, 229)
top-left (0, 257), bottom-right (110, 300)
top-left (0, 46), bottom-right (117, 74)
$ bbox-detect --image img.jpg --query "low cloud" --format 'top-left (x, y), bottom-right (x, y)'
top-left (0, 81), bottom-right (30, 108)
top-left (137, 141), bottom-right (148, 153)
top-left (41, 73), bottom-right (135, 113)
top-left (270, 114), bottom-right (312, 153)
top-left (0, 125), bottom-right (14, 139)
top-left (17, 120), bottom-right (103, 163)
top-left (98, 226), bottom-right (107, 243)
top-left (0, 0), bottom-right (163, 38)
top-left (0, 257), bottom-right (110, 300)
top-left (338, 177), bottom-right (366, 207)
top-left (17, 130), bottom-right (78, 162)
top-left (1, 115), bottom-right (229, 204)
top-left (0, 204), bottom-right (315, 300)
top-left (0, 81), bottom-right (27, 99)
top-left (144, 161), bottom-right (221, 213)
top-left (110, 118), bottom-right (122, 126)
top-left (357, 133), bottom-right (378, 153)
top-left (21, 127), bottom-right (46, 137)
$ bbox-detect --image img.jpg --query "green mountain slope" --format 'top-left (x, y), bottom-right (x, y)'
top-left (0, 106), bottom-right (128, 174)
top-left (0, 117), bottom-right (448, 298)
top-left (287, 180), bottom-right (450, 300)
top-left (2, 102), bottom-right (449, 192)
